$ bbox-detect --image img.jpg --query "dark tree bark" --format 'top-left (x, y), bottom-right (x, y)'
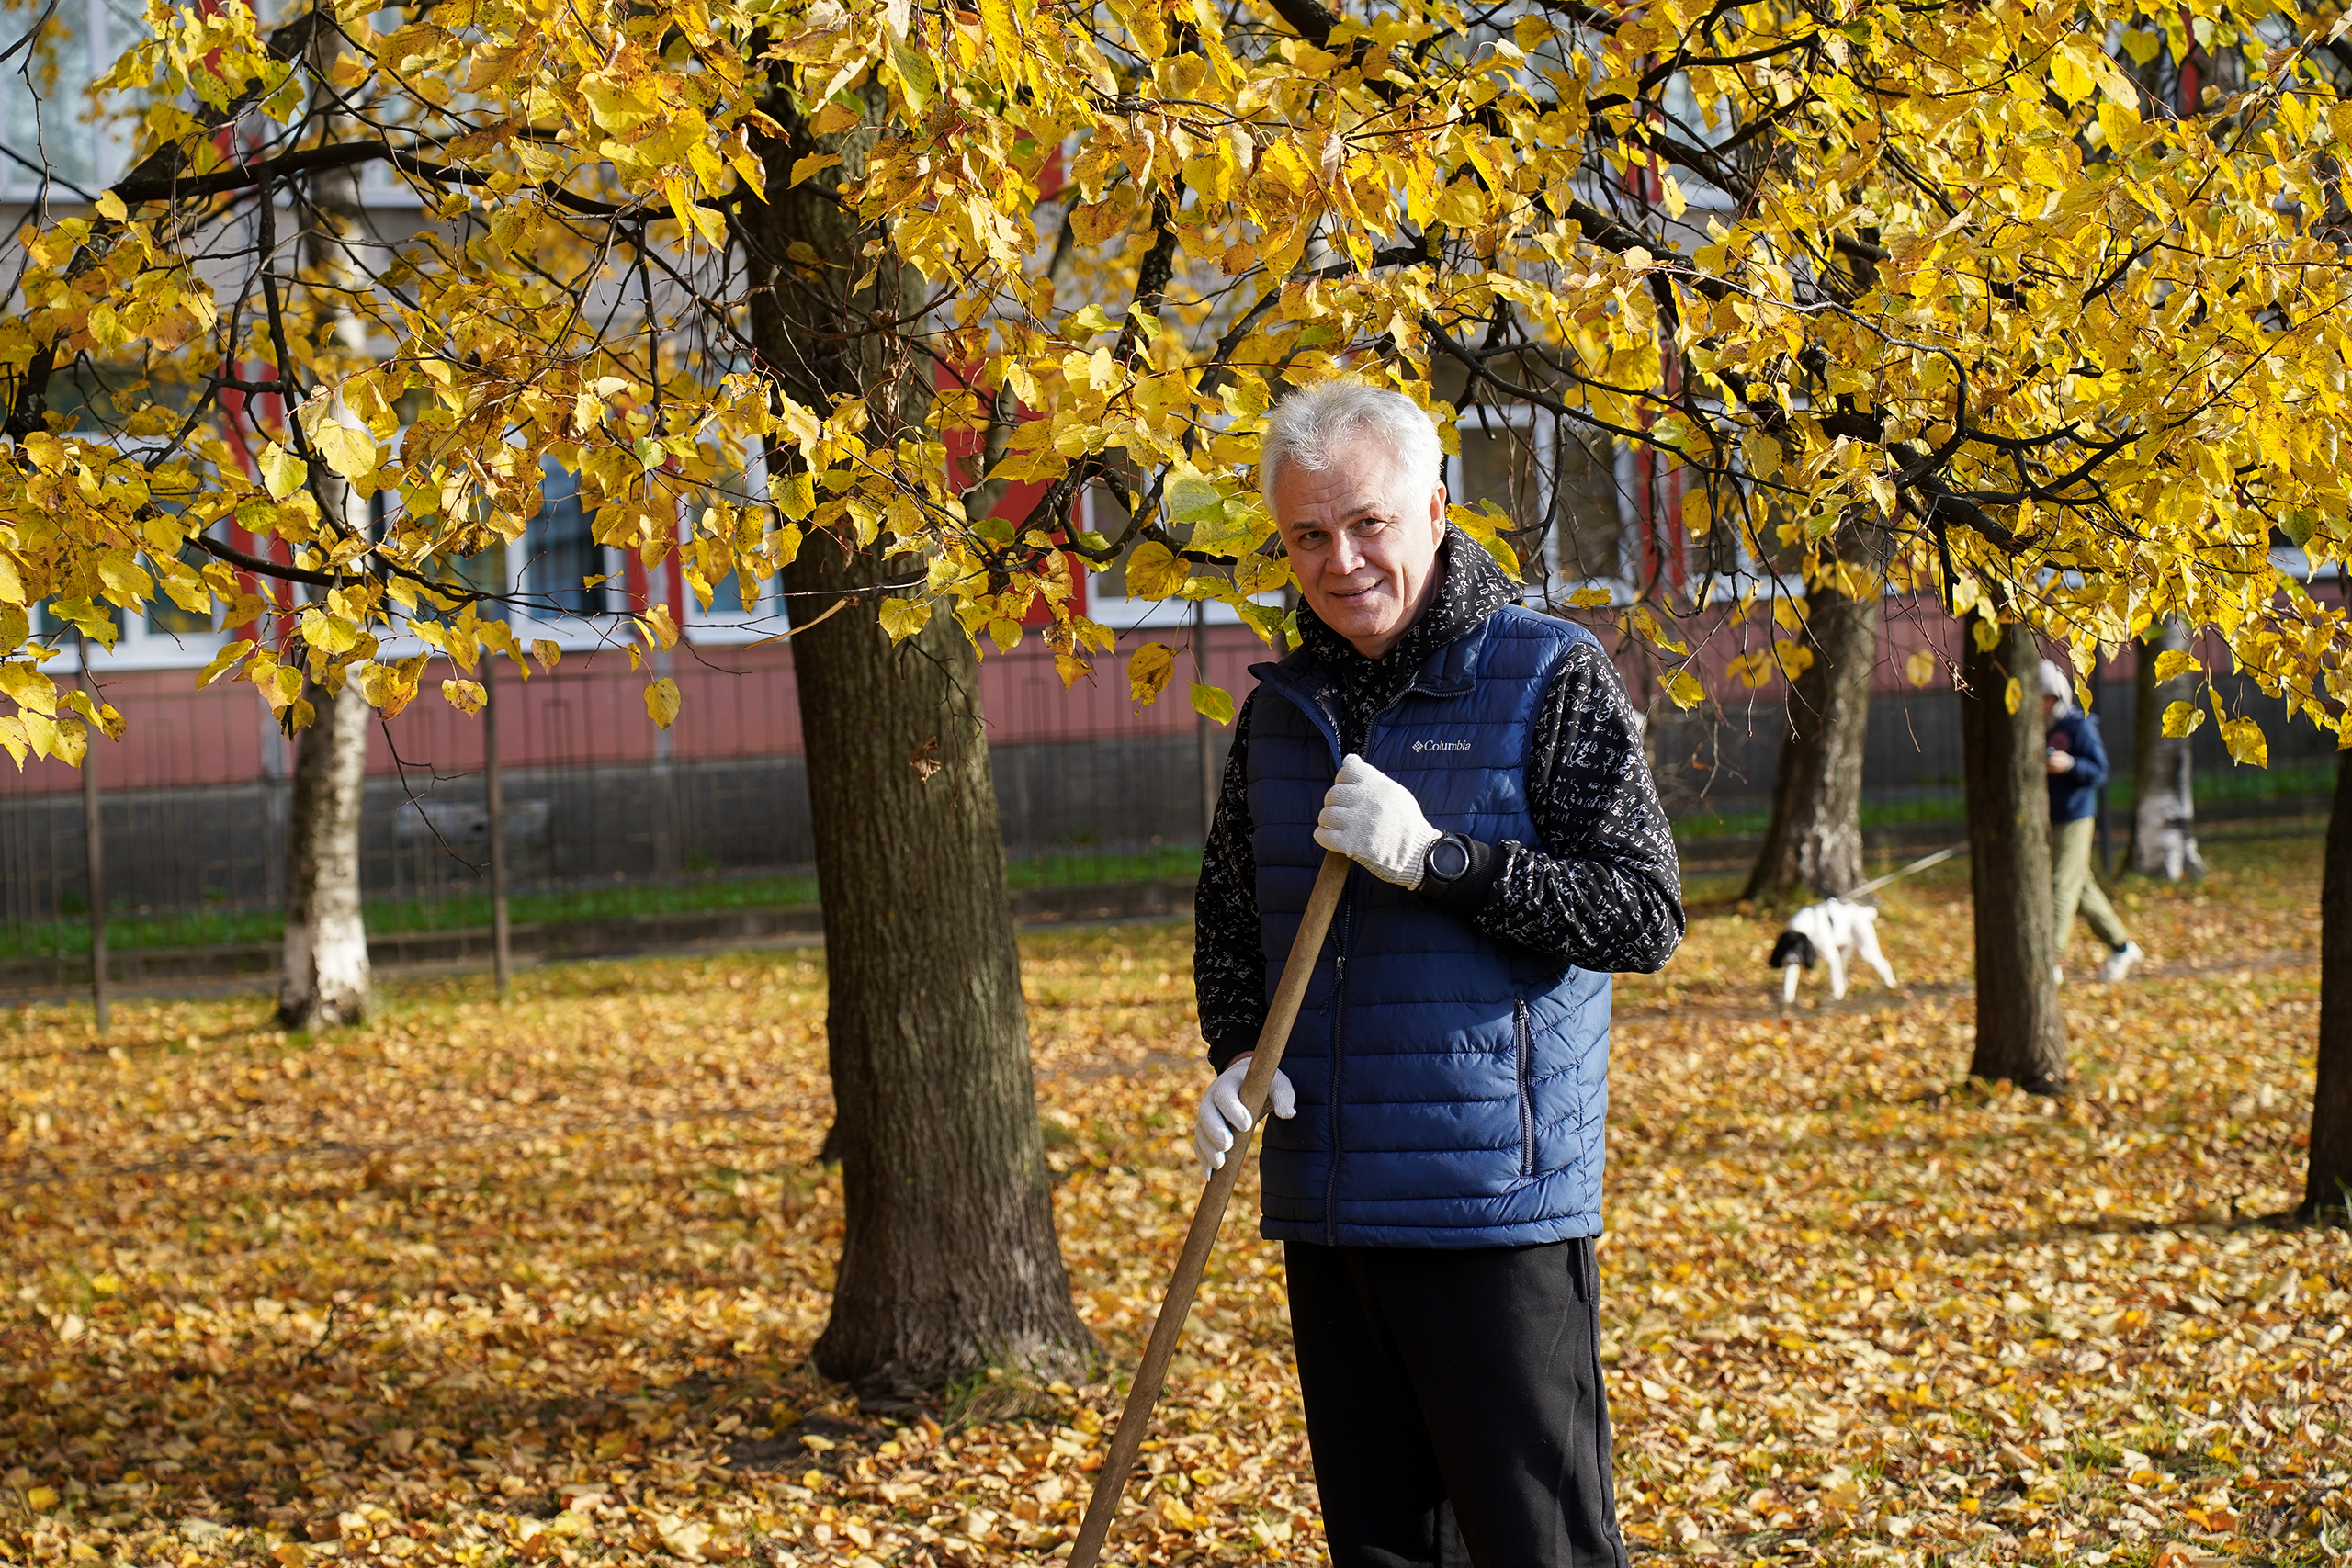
top-left (2307, 752), bottom-right (2352, 1222)
top-left (1745, 580), bottom-right (1880, 898)
top-left (741, 91), bottom-right (1091, 1387)
top-left (1960, 618), bottom-right (2068, 1093)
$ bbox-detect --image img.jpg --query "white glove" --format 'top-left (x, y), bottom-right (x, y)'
top-left (1314, 753), bottom-right (1441, 889)
top-left (1193, 1055), bottom-right (1296, 1179)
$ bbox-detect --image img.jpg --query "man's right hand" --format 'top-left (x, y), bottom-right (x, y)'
top-left (1193, 1054), bottom-right (1296, 1179)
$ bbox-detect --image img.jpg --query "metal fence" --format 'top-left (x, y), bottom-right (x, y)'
top-left (0, 629), bottom-right (1258, 940)
top-left (0, 615), bottom-right (2338, 945)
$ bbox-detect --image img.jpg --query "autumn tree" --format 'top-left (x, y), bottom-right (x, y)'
top-left (2311, 752), bottom-right (2352, 1222)
top-left (6, 0), bottom-right (2352, 1343)
top-left (1744, 556), bottom-right (1879, 901)
top-left (278, 11), bottom-right (378, 1031)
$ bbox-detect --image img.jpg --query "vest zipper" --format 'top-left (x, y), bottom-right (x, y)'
top-left (1515, 998), bottom-right (1534, 1177)
top-left (1323, 930), bottom-right (1350, 1247)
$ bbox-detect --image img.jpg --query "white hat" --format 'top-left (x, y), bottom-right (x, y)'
top-left (2038, 659), bottom-right (2072, 705)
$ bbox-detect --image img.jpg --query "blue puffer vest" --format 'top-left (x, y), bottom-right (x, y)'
top-left (1247, 604), bottom-right (1613, 1249)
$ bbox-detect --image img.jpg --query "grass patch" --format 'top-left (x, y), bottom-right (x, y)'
top-left (0, 843), bottom-right (1205, 960)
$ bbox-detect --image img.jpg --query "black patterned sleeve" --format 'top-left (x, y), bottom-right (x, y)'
top-left (1469, 641), bottom-right (1686, 974)
top-left (1193, 690), bottom-right (1269, 1069)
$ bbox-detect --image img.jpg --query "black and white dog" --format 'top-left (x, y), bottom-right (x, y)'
top-left (1770, 897), bottom-right (1899, 1003)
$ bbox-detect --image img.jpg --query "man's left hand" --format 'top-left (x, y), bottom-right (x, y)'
top-left (1315, 754), bottom-right (1442, 888)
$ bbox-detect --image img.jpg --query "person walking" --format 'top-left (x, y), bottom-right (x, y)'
top-left (1190, 378), bottom-right (1685, 1568)
top-left (2041, 659), bottom-right (2143, 982)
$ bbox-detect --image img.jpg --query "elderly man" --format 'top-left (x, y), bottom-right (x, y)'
top-left (1192, 379), bottom-right (1684, 1568)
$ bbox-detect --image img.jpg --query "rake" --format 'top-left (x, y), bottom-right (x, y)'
top-left (1067, 848), bottom-right (1350, 1568)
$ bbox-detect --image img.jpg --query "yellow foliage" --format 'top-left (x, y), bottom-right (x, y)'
top-left (0, 0), bottom-right (2344, 744)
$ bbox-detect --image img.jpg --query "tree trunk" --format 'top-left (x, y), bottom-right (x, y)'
top-left (1745, 581), bottom-right (1880, 898)
top-left (278, 9), bottom-right (374, 1032)
top-left (2307, 752), bottom-right (2352, 1221)
top-left (2130, 619), bottom-right (2205, 880)
top-left (742, 89), bottom-right (1091, 1388)
top-left (1960, 618), bottom-right (2068, 1092)
top-left (783, 533), bottom-right (1091, 1386)
top-left (280, 676), bottom-right (372, 1028)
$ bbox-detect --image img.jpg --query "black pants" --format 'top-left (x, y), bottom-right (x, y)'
top-left (1285, 1238), bottom-right (1631, 1568)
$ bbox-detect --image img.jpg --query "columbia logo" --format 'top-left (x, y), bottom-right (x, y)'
top-left (1412, 740), bottom-right (1472, 753)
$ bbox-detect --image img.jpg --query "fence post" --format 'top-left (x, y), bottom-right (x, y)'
top-left (77, 631), bottom-right (108, 1036)
top-left (486, 656), bottom-right (512, 1000)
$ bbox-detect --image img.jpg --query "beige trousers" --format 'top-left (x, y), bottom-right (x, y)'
top-left (2051, 814), bottom-right (2130, 953)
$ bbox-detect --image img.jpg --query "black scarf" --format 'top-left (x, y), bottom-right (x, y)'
top-left (1295, 528), bottom-right (1520, 756)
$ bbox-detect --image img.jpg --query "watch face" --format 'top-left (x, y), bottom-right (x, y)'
top-left (1430, 837), bottom-right (1470, 882)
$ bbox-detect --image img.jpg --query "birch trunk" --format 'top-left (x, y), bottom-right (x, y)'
top-left (2130, 619), bottom-right (2205, 880)
top-left (278, 8), bottom-right (374, 1030)
top-left (280, 678), bottom-right (372, 1027)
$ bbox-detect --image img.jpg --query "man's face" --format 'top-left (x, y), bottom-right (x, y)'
top-left (1271, 436), bottom-right (1446, 660)
top-left (2041, 694), bottom-right (2058, 723)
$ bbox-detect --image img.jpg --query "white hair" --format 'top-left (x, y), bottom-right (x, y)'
top-left (1258, 379), bottom-right (1444, 510)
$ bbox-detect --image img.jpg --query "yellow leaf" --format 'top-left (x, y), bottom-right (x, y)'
top-left (643, 676), bottom-right (682, 729)
top-left (878, 596), bottom-right (932, 642)
top-left (2153, 649), bottom-right (2199, 683)
top-left (1128, 642), bottom-right (1176, 706)
top-left (2048, 42), bottom-right (2096, 105)
top-left (48, 716), bottom-right (87, 768)
top-left (259, 443), bottom-right (307, 501)
top-left (1190, 681), bottom-right (1234, 726)
top-left (1568, 588), bottom-right (1613, 608)
top-left (789, 152), bottom-right (843, 187)
top-left (2220, 716), bottom-right (2267, 767)
top-left (198, 639), bottom-right (255, 688)
top-left (2161, 699), bottom-right (2204, 738)
top-left (1233, 553), bottom-right (1291, 596)
top-left (1664, 670), bottom-right (1705, 709)
top-left (95, 190), bottom-right (127, 221)
top-left (443, 679), bottom-right (487, 715)
top-left (1905, 649), bottom-right (1938, 688)
top-left (1124, 542), bottom-right (1189, 601)
top-left (313, 421), bottom-right (376, 479)
top-left (582, 74), bottom-right (657, 132)
top-left (531, 638), bottom-right (560, 673)
top-left (1727, 649), bottom-right (1777, 688)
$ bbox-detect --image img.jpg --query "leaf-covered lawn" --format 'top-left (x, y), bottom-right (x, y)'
top-left (5, 840), bottom-right (2348, 1567)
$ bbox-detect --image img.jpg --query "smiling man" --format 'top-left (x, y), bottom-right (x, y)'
top-left (1191, 379), bottom-right (1685, 1568)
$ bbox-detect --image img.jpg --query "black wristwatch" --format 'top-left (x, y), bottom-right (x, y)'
top-left (1421, 833), bottom-right (1474, 890)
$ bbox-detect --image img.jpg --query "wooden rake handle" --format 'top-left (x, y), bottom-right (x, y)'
top-left (1068, 849), bottom-right (1351, 1568)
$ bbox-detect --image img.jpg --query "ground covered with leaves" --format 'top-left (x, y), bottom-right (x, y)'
top-left (5, 838), bottom-right (2348, 1567)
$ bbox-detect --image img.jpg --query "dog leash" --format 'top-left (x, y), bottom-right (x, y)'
top-left (1845, 843), bottom-right (1964, 898)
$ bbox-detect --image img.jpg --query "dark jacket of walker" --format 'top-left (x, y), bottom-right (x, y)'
top-left (2046, 709), bottom-right (2109, 824)
top-left (1244, 604), bottom-right (1612, 1249)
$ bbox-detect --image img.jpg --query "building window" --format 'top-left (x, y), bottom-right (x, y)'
top-left (0, 0), bottom-right (134, 200)
top-left (1553, 428), bottom-right (1624, 583)
top-left (526, 463), bottom-right (605, 615)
